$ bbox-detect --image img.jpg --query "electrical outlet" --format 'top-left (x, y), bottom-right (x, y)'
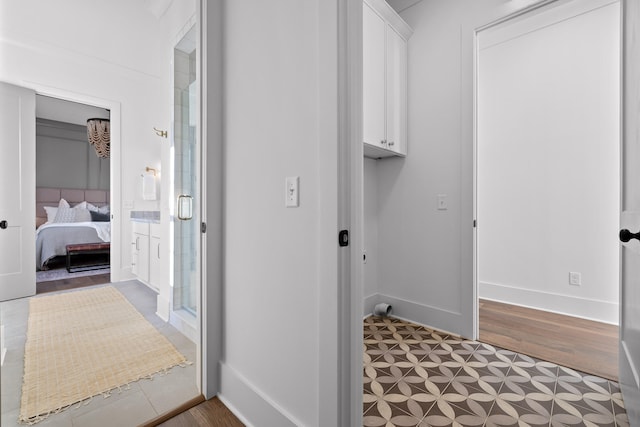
top-left (569, 272), bottom-right (581, 286)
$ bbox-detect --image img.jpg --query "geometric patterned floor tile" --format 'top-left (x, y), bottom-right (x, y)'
top-left (363, 316), bottom-right (629, 427)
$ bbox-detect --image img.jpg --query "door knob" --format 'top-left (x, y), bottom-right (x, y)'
top-left (0, 220), bottom-right (7, 229)
top-left (619, 229), bottom-right (640, 242)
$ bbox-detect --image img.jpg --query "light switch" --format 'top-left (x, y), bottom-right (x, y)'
top-left (437, 194), bottom-right (447, 210)
top-left (286, 176), bottom-right (299, 208)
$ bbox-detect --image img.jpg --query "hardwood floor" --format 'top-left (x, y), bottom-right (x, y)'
top-left (36, 273), bottom-right (111, 294)
top-left (479, 299), bottom-right (619, 381)
top-left (157, 397), bottom-right (244, 427)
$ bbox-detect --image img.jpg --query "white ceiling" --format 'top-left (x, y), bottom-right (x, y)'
top-left (36, 95), bottom-right (110, 127)
top-left (387, 0), bottom-right (423, 13)
top-left (143, 0), bottom-right (173, 19)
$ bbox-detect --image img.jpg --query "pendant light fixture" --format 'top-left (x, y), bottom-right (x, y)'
top-left (87, 118), bottom-right (110, 159)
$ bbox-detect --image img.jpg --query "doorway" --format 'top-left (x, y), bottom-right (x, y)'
top-left (34, 95), bottom-right (112, 292)
top-left (475, 0), bottom-right (620, 376)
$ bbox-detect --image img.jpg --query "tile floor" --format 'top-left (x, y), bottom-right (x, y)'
top-left (1, 280), bottom-right (199, 427)
top-left (363, 316), bottom-right (629, 427)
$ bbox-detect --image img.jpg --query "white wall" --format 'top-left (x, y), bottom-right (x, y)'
top-left (220, 1), bottom-right (340, 425)
top-left (364, 158), bottom-right (380, 314)
top-left (477, 1), bottom-right (620, 324)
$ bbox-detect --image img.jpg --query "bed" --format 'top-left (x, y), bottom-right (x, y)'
top-left (35, 188), bottom-right (111, 270)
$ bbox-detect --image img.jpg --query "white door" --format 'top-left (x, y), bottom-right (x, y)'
top-left (0, 82), bottom-right (36, 301)
top-left (619, 0), bottom-right (640, 423)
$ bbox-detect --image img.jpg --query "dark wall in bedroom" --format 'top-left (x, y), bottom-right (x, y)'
top-left (36, 118), bottom-right (110, 190)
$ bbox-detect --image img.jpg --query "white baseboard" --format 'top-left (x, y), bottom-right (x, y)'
top-left (156, 294), bottom-right (170, 322)
top-left (479, 281), bottom-right (618, 325)
top-left (0, 324), bottom-right (5, 366)
top-left (220, 362), bottom-right (301, 427)
top-left (169, 309), bottom-right (198, 344)
top-left (364, 293), bottom-right (465, 336)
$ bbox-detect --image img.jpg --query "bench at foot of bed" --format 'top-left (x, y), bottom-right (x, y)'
top-left (65, 242), bottom-right (110, 273)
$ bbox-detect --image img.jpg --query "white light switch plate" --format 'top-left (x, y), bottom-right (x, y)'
top-left (437, 194), bottom-right (447, 210)
top-left (286, 176), bottom-right (299, 207)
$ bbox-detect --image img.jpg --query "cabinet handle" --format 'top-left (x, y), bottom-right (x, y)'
top-left (136, 236), bottom-right (139, 251)
top-left (380, 139), bottom-right (386, 146)
top-left (157, 243), bottom-right (160, 259)
top-left (388, 141), bottom-right (395, 147)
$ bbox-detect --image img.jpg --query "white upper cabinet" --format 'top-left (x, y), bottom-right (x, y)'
top-left (363, 0), bottom-right (412, 159)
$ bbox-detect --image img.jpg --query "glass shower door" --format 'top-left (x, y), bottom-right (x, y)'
top-left (172, 24), bottom-right (199, 318)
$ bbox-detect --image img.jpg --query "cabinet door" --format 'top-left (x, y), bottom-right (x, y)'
top-left (133, 233), bottom-right (150, 282)
top-left (149, 237), bottom-right (161, 290)
top-left (386, 25), bottom-right (407, 154)
top-left (363, 3), bottom-right (386, 148)
top-left (131, 233), bottom-right (139, 275)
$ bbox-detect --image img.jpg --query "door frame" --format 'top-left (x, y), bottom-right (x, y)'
top-left (199, 0), bottom-right (222, 399)
top-left (339, 0), bottom-right (365, 425)
top-left (472, 0), bottom-right (560, 339)
top-left (471, 0), bottom-right (624, 337)
top-left (27, 83), bottom-right (122, 282)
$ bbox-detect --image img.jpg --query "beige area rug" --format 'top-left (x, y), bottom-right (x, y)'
top-left (19, 286), bottom-right (187, 424)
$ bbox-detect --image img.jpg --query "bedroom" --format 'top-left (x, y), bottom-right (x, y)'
top-left (34, 95), bottom-right (112, 288)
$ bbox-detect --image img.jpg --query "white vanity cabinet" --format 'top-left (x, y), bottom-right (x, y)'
top-left (131, 220), bottom-right (160, 291)
top-left (149, 223), bottom-right (161, 289)
top-left (363, 0), bottom-right (412, 159)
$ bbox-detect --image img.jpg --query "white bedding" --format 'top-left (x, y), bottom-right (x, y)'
top-left (35, 222), bottom-right (111, 270)
top-left (36, 221), bottom-right (111, 242)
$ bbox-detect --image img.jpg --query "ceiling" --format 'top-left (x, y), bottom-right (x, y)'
top-left (36, 95), bottom-right (110, 127)
top-left (387, 0), bottom-right (423, 13)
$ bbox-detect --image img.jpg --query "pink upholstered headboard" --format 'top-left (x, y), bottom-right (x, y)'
top-left (36, 187), bottom-right (110, 220)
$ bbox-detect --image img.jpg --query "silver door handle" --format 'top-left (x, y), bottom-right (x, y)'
top-left (177, 195), bottom-right (193, 220)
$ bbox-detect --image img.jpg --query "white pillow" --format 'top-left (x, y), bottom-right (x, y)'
top-left (74, 208), bottom-right (92, 222)
top-left (74, 201), bottom-right (88, 210)
top-left (43, 199), bottom-right (71, 223)
top-left (97, 205), bottom-right (110, 214)
top-left (53, 206), bottom-right (76, 223)
top-left (43, 206), bottom-right (58, 223)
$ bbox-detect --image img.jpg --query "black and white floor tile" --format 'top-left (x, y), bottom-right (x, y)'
top-left (363, 316), bottom-right (629, 427)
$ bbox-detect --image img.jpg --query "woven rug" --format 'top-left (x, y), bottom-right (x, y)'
top-left (19, 286), bottom-right (187, 424)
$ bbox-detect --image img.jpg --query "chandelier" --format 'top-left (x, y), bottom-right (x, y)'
top-left (87, 118), bottom-right (110, 159)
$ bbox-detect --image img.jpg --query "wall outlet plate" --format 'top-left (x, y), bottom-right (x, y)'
top-left (569, 272), bottom-right (581, 286)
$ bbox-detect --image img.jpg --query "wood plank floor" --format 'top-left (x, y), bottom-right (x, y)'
top-left (36, 273), bottom-right (111, 294)
top-left (479, 299), bottom-right (619, 381)
top-left (158, 397), bottom-right (244, 427)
